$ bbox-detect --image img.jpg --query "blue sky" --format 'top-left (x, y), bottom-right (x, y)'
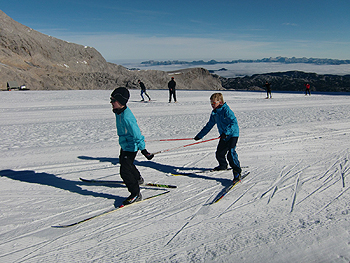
top-left (2, 0), bottom-right (350, 62)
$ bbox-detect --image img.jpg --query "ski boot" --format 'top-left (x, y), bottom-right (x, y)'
top-left (123, 192), bottom-right (142, 205)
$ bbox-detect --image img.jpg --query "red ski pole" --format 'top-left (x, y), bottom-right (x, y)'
top-left (146, 138), bottom-right (194, 142)
top-left (152, 137), bottom-right (220, 155)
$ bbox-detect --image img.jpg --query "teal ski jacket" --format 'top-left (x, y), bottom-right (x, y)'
top-left (115, 107), bottom-right (145, 152)
top-left (196, 103), bottom-right (239, 139)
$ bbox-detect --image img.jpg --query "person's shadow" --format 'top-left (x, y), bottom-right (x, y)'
top-left (78, 156), bottom-right (233, 202)
top-left (78, 155), bottom-right (231, 185)
top-left (0, 157), bottom-right (231, 209)
top-left (0, 169), bottom-right (125, 206)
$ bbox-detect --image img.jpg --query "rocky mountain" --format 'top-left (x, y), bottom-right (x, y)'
top-left (0, 10), bottom-right (222, 91)
top-left (220, 71), bottom-right (350, 93)
top-left (3, 10), bottom-right (349, 93)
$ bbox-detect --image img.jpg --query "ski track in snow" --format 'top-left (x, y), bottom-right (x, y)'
top-left (1, 89), bottom-right (350, 262)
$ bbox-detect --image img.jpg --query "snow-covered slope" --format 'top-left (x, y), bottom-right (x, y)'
top-left (0, 89), bottom-right (349, 262)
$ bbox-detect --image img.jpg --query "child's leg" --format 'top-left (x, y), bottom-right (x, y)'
top-left (119, 149), bottom-right (141, 195)
top-left (226, 137), bottom-right (241, 174)
top-left (215, 139), bottom-right (229, 169)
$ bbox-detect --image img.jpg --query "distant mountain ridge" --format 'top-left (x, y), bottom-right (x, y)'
top-left (142, 57), bottom-right (350, 66)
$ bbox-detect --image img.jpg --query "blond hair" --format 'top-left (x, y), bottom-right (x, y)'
top-left (210, 93), bottom-right (224, 103)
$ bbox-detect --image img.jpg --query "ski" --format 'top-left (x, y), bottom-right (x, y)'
top-left (52, 190), bottom-right (170, 228)
top-left (80, 177), bottom-right (177, 189)
top-left (171, 168), bottom-right (233, 176)
top-left (171, 166), bottom-right (249, 176)
top-left (211, 171), bottom-right (250, 204)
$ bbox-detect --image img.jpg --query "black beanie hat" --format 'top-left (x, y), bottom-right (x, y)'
top-left (111, 87), bottom-right (130, 105)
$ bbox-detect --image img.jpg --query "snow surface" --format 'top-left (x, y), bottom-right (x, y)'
top-left (1, 89), bottom-right (350, 262)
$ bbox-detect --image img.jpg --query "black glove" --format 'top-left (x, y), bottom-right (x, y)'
top-left (194, 136), bottom-right (200, 141)
top-left (220, 133), bottom-right (227, 139)
top-left (141, 149), bottom-right (154, 160)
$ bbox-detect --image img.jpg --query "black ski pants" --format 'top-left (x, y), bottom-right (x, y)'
top-left (119, 149), bottom-right (141, 196)
top-left (169, 89), bottom-right (177, 102)
top-left (216, 137), bottom-right (241, 174)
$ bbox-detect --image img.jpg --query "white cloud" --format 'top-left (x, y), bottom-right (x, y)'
top-left (56, 33), bottom-right (350, 61)
top-left (282, 23), bottom-right (298, 26)
top-left (61, 33), bottom-right (274, 61)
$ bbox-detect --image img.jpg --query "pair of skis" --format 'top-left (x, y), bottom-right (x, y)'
top-left (171, 169), bottom-right (250, 204)
top-left (171, 167), bottom-right (233, 176)
top-left (51, 178), bottom-right (175, 228)
top-left (52, 190), bottom-right (170, 228)
top-left (52, 170), bottom-right (249, 228)
top-left (79, 177), bottom-right (177, 189)
top-left (210, 171), bottom-right (250, 204)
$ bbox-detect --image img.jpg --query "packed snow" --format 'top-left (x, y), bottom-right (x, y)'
top-left (1, 89), bottom-right (350, 262)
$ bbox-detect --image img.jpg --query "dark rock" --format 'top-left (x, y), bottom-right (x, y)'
top-left (220, 71), bottom-right (350, 92)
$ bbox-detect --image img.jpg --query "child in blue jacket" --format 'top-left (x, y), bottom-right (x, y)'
top-left (194, 93), bottom-right (241, 181)
top-left (110, 87), bottom-right (154, 205)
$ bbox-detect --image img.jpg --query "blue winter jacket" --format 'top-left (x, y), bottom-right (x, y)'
top-left (196, 103), bottom-right (239, 139)
top-left (115, 107), bottom-right (145, 152)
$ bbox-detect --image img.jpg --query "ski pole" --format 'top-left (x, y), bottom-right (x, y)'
top-left (152, 137), bottom-right (220, 155)
top-left (146, 138), bottom-right (194, 142)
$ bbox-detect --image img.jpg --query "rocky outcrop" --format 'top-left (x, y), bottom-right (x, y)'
top-left (0, 10), bottom-right (222, 90)
top-left (220, 71), bottom-right (350, 93)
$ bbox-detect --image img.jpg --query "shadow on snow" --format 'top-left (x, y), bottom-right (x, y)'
top-left (0, 155), bottom-right (232, 208)
top-left (0, 169), bottom-right (126, 206)
top-left (78, 155), bottom-right (232, 186)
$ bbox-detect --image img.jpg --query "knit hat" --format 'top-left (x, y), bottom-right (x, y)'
top-left (110, 87), bottom-right (130, 105)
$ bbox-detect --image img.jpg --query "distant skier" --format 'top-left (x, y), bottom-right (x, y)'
top-left (264, 81), bottom-right (272, 99)
top-left (138, 80), bottom-right (151, 101)
top-left (194, 93), bottom-right (241, 182)
top-left (110, 87), bottom-right (154, 205)
top-left (168, 77), bottom-right (177, 103)
top-left (305, 83), bottom-right (311, 95)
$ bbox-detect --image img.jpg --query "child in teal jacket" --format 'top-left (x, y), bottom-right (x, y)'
top-left (111, 87), bottom-right (154, 205)
top-left (194, 93), bottom-right (241, 181)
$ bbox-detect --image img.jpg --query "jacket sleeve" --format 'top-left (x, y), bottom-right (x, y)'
top-left (195, 113), bottom-right (216, 139)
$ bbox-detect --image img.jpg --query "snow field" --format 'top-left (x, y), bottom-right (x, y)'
top-left (0, 89), bottom-right (350, 262)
